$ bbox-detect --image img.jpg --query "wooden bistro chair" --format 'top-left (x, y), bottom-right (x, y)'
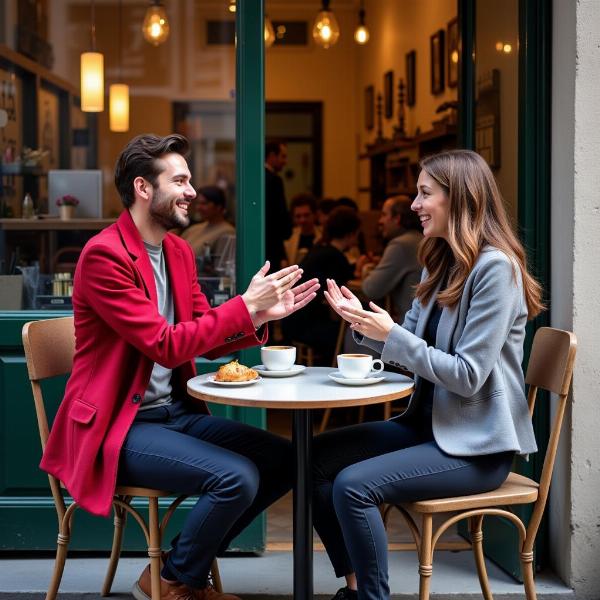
top-left (22, 316), bottom-right (222, 600)
top-left (382, 326), bottom-right (577, 600)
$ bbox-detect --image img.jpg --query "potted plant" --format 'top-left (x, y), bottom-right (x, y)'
top-left (56, 195), bottom-right (79, 220)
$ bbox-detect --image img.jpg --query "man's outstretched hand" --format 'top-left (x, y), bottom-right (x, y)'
top-left (254, 277), bottom-right (320, 326)
top-left (241, 261), bottom-right (320, 327)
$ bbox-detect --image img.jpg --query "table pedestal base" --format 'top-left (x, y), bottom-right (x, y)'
top-left (293, 409), bottom-right (313, 600)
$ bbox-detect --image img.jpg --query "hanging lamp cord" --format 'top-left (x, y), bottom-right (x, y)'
top-left (90, 0), bottom-right (96, 51)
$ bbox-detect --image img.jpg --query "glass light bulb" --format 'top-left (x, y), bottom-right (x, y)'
top-left (354, 25), bottom-right (369, 44)
top-left (312, 9), bottom-right (340, 49)
top-left (80, 51), bottom-right (104, 112)
top-left (109, 84), bottom-right (129, 132)
top-left (265, 15), bottom-right (276, 47)
top-left (142, 2), bottom-right (170, 46)
top-left (228, 0), bottom-right (236, 13)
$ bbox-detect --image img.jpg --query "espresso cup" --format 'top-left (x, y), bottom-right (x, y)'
top-left (261, 346), bottom-right (296, 371)
top-left (337, 354), bottom-right (384, 379)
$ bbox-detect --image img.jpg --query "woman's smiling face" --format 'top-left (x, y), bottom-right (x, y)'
top-left (411, 169), bottom-right (450, 240)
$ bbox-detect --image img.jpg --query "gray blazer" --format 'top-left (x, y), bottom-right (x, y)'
top-left (357, 247), bottom-right (537, 457)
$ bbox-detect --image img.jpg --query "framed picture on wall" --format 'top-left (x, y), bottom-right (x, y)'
top-left (384, 70), bottom-right (393, 119)
top-left (447, 18), bottom-right (459, 88)
top-left (365, 85), bottom-right (374, 130)
top-left (405, 50), bottom-right (416, 107)
top-left (430, 29), bottom-right (445, 94)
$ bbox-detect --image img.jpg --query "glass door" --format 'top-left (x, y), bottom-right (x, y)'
top-left (459, 0), bottom-right (552, 579)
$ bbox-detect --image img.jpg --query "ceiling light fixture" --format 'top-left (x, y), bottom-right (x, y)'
top-left (313, 0), bottom-right (340, 49)
top-left (110, 0), bottom-right (129, 132)
top-left (354, 0), bottom-right (369, 45)
top-left (80, 0), bottom-right (104, 112)
top-left (142, 1), bottom-right (170, 46)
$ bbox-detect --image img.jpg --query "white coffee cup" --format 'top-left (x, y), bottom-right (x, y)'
top-left (261, 346), bottom-right (296, 371)
top-left (337, 354), bottom-right (384, 379)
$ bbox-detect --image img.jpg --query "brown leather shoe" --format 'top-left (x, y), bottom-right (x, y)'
top-left (191, 585), bottom-right (241, 600)
top-left (132, 563), bottom-right (196, 600)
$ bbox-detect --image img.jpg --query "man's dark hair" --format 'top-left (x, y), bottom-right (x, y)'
top-left (322, 206), bottom-right (361, 241)
top-left (317, 198), bottom-right (336, 216)
top-left (290, 192), bottom-right (317, 214)
top-left (387, 195), bottom-right (421, 231)
top-left (114, 133), bottom-right (190, 208)
top-left (197, 185), bottom-right (226, 209)
top-left (265, 139), bottom-right (285, 159)
top-left (336, 196), bottom-right (359, 212)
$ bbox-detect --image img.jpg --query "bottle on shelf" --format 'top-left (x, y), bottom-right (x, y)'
top-left (22, 193), bottom-right (34, 219)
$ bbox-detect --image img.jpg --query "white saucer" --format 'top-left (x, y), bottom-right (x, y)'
top-left (328, 371), bottom-right (386, 386)
top-left (206, 375), bottom-right (262, 387)
top-left (252, 364), bottom-right (306, 378)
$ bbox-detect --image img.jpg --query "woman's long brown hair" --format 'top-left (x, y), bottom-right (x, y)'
top-left (416, 150), bottom-right (544, 320)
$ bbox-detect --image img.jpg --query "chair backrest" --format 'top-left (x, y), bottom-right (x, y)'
top-left (22, 317), bottom-right (75, 451)
top-left (523, 326), bottom-right (577, 546)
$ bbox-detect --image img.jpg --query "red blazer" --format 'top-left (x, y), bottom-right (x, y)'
top-left (40, 211), bottom-right (266, 517)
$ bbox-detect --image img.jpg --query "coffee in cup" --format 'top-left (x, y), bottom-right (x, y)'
top-left (337, 354), bottom-right (384, 379)
top-left (261, 346), bottom-right (296, 371)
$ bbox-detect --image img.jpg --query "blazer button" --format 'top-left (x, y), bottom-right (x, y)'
top-left (132, 394), bottom-right (142, 404)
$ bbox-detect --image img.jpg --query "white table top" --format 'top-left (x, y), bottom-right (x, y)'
top-left (187, 366), bottom-right (414, 409)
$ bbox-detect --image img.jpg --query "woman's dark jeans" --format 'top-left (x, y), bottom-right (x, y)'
top-left (312, 417), bottom-right (514, 600)
top-left (117, 401), bottom-right (293, 590)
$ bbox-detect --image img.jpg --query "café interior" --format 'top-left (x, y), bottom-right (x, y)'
top-left (0, 0), bottom-right (534, 579)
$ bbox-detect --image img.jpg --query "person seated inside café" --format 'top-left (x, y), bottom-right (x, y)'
top-left (179, 185), bottom-right (235, 258)
top-left (316, 197), bottom-right (336, 227)
top-left (284, 192), bottom-right (322, 265)
top-left (282, 206), bottom-right (360, 365)
top-left (336, 196), bottom-right (367, 264)
top-left (357, 195), bottom-right (423, 321)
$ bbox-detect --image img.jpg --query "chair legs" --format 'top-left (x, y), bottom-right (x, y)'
top-left (470, 515), bottom-right (493, 600)
top-left (46, 505), bottom-right (76, 600)
top-left (210, 559), bottom-right (223, 593)
top-left (101, 503), bottom-right (128, 596)
top-left (148, 496), bottom-right (162, 600)
top-left (418, 514), bottom-right (433, 600)
top-left (521, 550), bottom-right (537, 600)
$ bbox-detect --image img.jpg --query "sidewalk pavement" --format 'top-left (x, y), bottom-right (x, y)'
top-left (0, 550), bottom-right (573, 599)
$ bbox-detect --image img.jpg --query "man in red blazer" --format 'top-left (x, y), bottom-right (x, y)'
top-left (40, 134), bottom-right (319, 600)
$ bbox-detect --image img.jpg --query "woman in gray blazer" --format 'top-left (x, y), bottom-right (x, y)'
top-left (313, 149), bottom-right (545, 600)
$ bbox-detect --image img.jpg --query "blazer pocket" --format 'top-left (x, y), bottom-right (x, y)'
top-left (460, 389), bottom-right (503, 407)
top-left (69, 398), bottom-right (97, 424)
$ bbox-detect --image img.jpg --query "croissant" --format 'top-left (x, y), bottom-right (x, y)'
top-left (214, 360), bottom-right (258, 382)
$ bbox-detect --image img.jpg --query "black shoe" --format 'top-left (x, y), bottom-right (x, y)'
top-left (331, 586), bottom-right (358, 600)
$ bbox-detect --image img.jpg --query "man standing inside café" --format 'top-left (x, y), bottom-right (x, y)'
top-left (39, 134), bottom-right (319, 600)
top-left (265, 140), bottom-right (292, 267)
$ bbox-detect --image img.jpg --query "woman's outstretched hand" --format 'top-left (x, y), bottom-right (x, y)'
top-left (338, 300), bottom-right (395, 342)
top-left (324, 279), bottom-right (362, 321)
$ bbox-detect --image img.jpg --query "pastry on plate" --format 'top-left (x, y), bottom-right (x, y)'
top-left (214, 360), bottom-right (259, 382)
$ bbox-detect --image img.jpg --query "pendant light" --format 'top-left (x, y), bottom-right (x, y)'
top-left (265, 15), bottom-right (276, 48)
top-left (142, 1), bottom-right (170, 46)
top-left (80, 0), bottom-right (104, 112)
top-left (109, 0), bottom-right (129, 132)
top-left (312, 0), bottom-right (340, 49)
top-left (354, 0), bottom-right (370, 45)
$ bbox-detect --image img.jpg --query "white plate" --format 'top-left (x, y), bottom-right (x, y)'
top-left (206, 375), bottom-right (262, 387)
top-left (252, 364), bottom-right (306, 378)
top-left (328, 371), bottom-right (386, 386)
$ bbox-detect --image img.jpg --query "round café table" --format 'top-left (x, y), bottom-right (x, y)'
top-left (187, 366), bottom-right (414, 600)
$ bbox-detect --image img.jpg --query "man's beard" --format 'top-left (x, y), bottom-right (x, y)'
top-left (149, 187), bottom-right (189, 230)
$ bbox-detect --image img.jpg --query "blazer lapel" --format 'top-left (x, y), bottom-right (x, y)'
top-left (164, 236), bottom-right (190, 322)
top-left (116, 211), bottom-right (158, 306)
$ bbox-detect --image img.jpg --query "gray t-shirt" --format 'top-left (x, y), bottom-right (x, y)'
top-left (137, 241), bottom-right (175, 412)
